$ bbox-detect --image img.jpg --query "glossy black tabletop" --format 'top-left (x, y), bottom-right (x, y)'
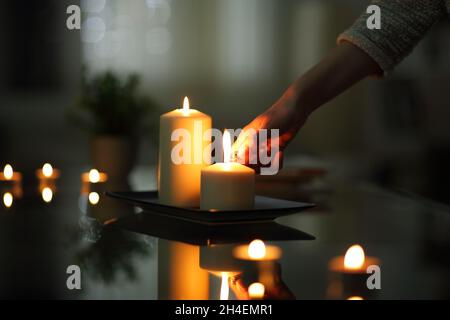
top-left (1, 166), bottom-right (449, 299)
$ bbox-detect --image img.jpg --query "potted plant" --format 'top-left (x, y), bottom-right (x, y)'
top-left (70, 70), bottom-right (159, 181)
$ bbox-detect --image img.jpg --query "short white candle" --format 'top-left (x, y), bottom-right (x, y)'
top-left (200, 130), bottom-right (255, 211)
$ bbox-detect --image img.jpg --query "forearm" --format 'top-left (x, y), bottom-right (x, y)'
top-left (284, 0), bottom-right (446, 119)
top-left (237, 0), bottom-right (447, 162)
top-left (283, 42), bottom-right (381, 118)
top-left (339, 0), bottom-right (446, 73)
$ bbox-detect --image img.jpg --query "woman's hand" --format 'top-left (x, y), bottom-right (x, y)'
top-left (232, 90), bottom-right (308, 172)
top-left (232, 42), bottom-right (382, 173)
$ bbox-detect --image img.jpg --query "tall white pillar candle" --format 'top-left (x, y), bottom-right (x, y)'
top-left (158, 97), bottom-right (212, 207)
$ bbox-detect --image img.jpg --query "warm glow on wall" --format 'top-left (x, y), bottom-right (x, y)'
top-left (347, 296), bottom-right (364, 300)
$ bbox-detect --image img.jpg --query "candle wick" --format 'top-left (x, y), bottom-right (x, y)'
top-left (232, 151), bottom-right (238, 162)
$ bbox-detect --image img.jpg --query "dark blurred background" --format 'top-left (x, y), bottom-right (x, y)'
top-left (0, 0), bottom-right (450, 204)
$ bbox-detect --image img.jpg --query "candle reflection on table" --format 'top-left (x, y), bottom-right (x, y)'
top-left (88, 192), bottom-right (100, 205)
top-left (1, 164), bottom-right (21, 183)
top-left (41, 187), bottom-right (54, 203)
top-left (3, 192), bottom-right (13, 208)
top-left (328, 244), bottom-right (380, 274)
top-left (199, 244), bottom-right (242, 300)
top-left (248, 282), bottom-right (265, 299)
top-left (1, 165), bottom-right (23, 201)
top-left (36, 163), bottom-right (60, 181)
top-left (233, 239), bottom-right (282, 261)
top-left (327, 244), bottom-right (381, 300)
top-left (80, 168), bottom-right (106, 209)
top-left (42, 163), bottom-right (53, 177)
top-left (2, 165), bottom-right (13, 180)
top-left (220, 273), bottom-right (229, 300)
top-left (158, 241), bottom-right (209, 300)
top-left (229, 260), bottom-right (294, 300)
top-left (248, 240), bottom-right (265, 259)
top-left (230, 240), bottom-right (293, 300)
top-left (81, 169), bottom-right (108, 195)
top-left (79, 168), bottom-right (133, 225)
top-left (37, 164), bottom-right (59, 204)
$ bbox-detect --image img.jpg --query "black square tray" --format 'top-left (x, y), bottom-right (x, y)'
top-left (106, 191), bottom-right (315, 224)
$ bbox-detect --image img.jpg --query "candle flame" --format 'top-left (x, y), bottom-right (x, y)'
top-left (42, 187), bottom-right (53, 203)
top-left (219, 273), bottom-right (229, 300)
top-left (89, 169), bottom-right (100, 183)
top-left (183, 96), bottom-right (190, 114)
top-left (223, 130), bottom-right (232, 163)
top-left (89, 192), bottom-right (100, 205)
top-left (3, 164), bottom-right (13, 180)
top-left (3, 192), bottom-right (13, 208)
top-left (248, 239), bottom-right (266, 260)
top-left (344, 245), bottom-right (365, 270)
top-left (42, 163), bottom-right (53, 178)
top-left (248, 282), bottom-right (265, 299)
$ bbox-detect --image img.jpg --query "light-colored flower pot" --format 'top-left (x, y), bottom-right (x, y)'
top-left (91, 135), bottom-right (137, 182)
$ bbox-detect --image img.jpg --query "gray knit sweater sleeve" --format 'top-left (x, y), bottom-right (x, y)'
top-left (337, 0), bottom-right (447, 74)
